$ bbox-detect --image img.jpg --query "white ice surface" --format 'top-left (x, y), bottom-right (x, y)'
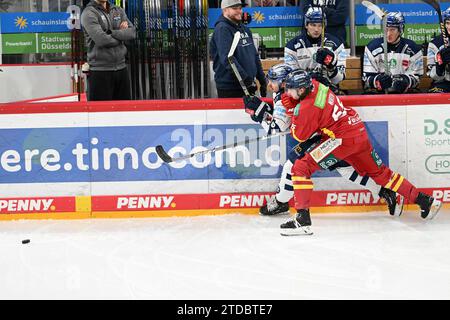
top-left (1, 210), bottom-right (450, 300)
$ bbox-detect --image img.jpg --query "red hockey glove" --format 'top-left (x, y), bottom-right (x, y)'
top-left (281, 93), bottom-right (299, 116)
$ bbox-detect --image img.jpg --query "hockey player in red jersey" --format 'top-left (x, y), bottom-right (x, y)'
top-left (279, 70), bottom-right (442, 236)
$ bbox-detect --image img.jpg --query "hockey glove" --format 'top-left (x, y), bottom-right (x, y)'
top-left (243, 95), bottom-right (273, 123)
top-left (436, 47), bottom-right (450, 65)
top-left (392, 74), bottom-right (410, 93)
top-left (281, 93), bottom-right (299, 116)
top-left (311, 72), bottom-right (331, 86)
top-left (374, 73), bottom-right (392, 91)
top-left (243, 77), bottom-right (257, 94)
top-left (435, 62), bottom-right (446, 76)
top-left (287, 134), bottom-right (323, 163)
top-left (315, 48), bottom-right (336, 69)
top-left (242, 12), bottom-right (252, 25)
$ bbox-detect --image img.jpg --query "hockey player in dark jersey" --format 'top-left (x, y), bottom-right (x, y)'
top-left (363, 12), bottom-right (423, 94)
top-left (244, 65), bottom-right (404, 217)
top-left (427, 7), bottom-right (450, 93)
top-left (284, 6), bottom-right (346, 92)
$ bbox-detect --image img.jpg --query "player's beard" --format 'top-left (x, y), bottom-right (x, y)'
top-left (298, 87), bottom-right (311, 100)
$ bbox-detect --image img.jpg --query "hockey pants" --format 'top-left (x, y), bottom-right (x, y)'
top-left (275, 158), bottom-right (382, 204)
top-left (291, 138), bottom-right (419, 210)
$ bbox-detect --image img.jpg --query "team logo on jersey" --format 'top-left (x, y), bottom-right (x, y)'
top-left (371, 150), bottom-right (383, 167)
top-left (389, 58), bottom-right (397, 69)
top-left (402, 60), bottom-right (409, 68)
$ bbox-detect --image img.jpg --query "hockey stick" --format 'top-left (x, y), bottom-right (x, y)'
top-left (156, 130), bottom-right (289, 163)
top-left (421, 0), bottom-right (449, 48)
top-left (319, 5), bottom-right (326, 74)
top-left (361, 1), bottom-right (390, 76)
top-left (227, 31), bottom-right (251, 97)
top-left (68, 2), bottom-right (82, 101)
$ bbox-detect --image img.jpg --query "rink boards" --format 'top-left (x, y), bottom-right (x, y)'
top-left (0, 95), bottom-right (449, 219)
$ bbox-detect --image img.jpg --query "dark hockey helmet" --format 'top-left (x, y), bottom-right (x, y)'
top-left (443, 7), bottom-right (450, 22)
top-left (304, 6), bottom-right (326, 27)
top-left (386, 12), bottom-right (405, 34)
top-left (285, 70), bottom-right (312, 91)
top-left (266, 64), bottom-right (293, 85)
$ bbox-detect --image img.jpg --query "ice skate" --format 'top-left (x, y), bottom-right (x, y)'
top-left (260, 197), bottom-right (290, 216)
top-left (379, 187), bottom-right (404, 217)
top-left (415, 192), bottom-right (442, 220)
top-left (280, 209), bottom-right (313, 236)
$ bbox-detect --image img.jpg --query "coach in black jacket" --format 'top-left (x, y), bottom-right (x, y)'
top-left (210, 0), bottom-right (267, 98)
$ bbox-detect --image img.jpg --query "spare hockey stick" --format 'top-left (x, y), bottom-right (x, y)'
top-left (319, 5), bottom-right (326, 74)
top-left (361, 1), bottom-right (390, 76)
top-left (156, 130), bottom-right (289, 163)
top-left (421, 0), bottom-right (449, 48)
top-left (68, 3), bottom-right (82, 101)
top-left (227, 31), bottom-right (251, 96)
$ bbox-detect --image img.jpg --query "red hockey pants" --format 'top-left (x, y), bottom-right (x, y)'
top-left (292, 137), bottom-right (419, 210)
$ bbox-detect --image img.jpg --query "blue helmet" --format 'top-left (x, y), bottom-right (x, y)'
top-left (304, 6), bottom-right (326, 27)
top-left (285, 70), bottom-right (312, 91)
top-left (386, 12), bottom-right (405, 34)
top-left (266, 64), bottom-right (293, 85)
top-left (443, 7), bottom-right (450, 22)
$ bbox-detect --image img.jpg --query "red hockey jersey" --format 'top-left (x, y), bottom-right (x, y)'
top-left (290, 80), bottom-right (367, 143)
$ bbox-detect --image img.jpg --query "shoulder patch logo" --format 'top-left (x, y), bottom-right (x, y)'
top-left (372, 47), bottom-right (383, 56)
top-left (314, 83), bottom-right (329, 109)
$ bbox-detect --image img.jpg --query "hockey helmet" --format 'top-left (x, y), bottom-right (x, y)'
top-left (304, 6), bottom-right (326, 27)
top-left (386, 12), bottom-right (405, 34)
top-left (266, 64), bottom-right (293, 85)
top-left (285, 70), bottom-right (312, 91)
top-left (443, 7), bottom-right (450, 23)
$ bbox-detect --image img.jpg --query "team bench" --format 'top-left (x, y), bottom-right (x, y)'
top-left (261, 56), bottom-right (433, 95)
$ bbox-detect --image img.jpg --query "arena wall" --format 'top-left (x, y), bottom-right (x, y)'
top-left (0, 94), bottom-right (449, 220)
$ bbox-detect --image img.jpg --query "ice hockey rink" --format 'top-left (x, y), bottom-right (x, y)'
top-left (1, 209), bottom-right (450, 300)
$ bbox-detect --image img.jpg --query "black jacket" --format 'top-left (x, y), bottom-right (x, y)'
top-left (209, 15), bottom-right (265, 90)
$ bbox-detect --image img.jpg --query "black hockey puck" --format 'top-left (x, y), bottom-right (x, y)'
top-left (21, 239), bottom-right (30, 244)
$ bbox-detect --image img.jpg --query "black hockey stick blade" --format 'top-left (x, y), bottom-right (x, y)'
top-left (155, 145), bottom-right (173, 163)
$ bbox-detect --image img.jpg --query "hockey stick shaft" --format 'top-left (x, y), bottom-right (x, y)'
top-left (421, 0), bottom-right (449, 48)
top-left (361, 1), bottom-right (390, 75)
top-left (227, 31), bottom-right (251, 96)
top-left (382, 15), bottom-right (390, 79)
top-left (228, 58), bottom-right (250, 96)
top-left (156, 130), bottom-right (289, 163)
